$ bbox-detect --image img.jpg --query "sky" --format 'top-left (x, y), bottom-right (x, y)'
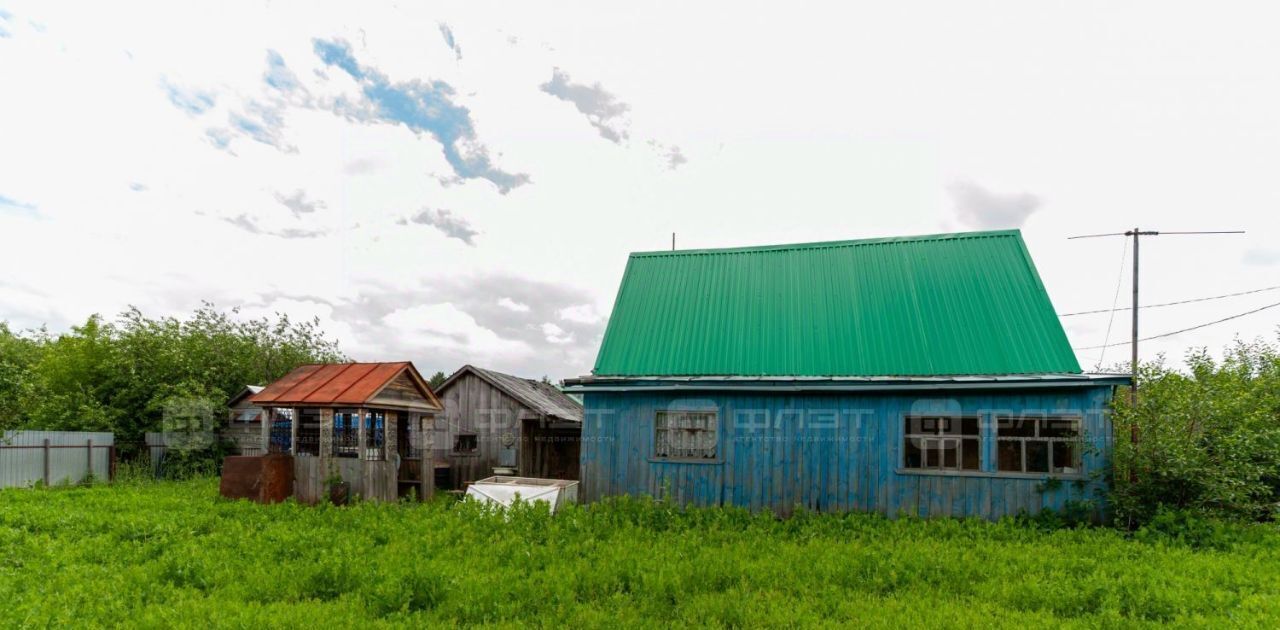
top-left (1, 1), bottom-right (1278, 381)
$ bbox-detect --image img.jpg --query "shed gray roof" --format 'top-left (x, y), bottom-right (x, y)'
top-left (228, 385), bottom-right (265, 407)
top-left (438, 365), bottom-right (583, 423)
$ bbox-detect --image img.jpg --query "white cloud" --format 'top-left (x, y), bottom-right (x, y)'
top-left (384, 303), bottom-right (533, 359)
top-left (541, 322), bottom-right (572, 344)
top-left (1243, 248), bottom-right (1280, 266)
top-left (948, 181), bottom-right (1041, 230)
top-left (498, 297), bottom-right (530, 312)
top-left (558, 303), bottom-right (602, 324)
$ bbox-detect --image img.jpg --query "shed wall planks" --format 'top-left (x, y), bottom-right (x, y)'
top-left (580, 387), bottom-right (1113, 520)
top-left (437, 372), bottom-right (529, 484)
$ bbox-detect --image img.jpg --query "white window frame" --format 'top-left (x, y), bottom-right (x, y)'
top-left (901, 415), bottom-right (981, 473)
top-left (995, 415), bottom-right (1083, 475)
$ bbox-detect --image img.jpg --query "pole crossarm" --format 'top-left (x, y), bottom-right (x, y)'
top-left (1067, 226), bottom-right (1246, 467)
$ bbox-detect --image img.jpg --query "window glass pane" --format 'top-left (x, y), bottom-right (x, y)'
top-left (655, 411), bottom-right (717, 459)
top-left (941, 439), bottom-right (958, 469)
top-left (1041, 417), bottom-right (1080, 439)
top-left (997, 441), bottom-right (1022, 472)
top-left (960, 417), bottom-right (979, 436)
top-left (961, 438), bottom-right (980, 470)
top-left (904, 437), bottom-right (924, 468)
top-left (923, 439), bottom-right (938, 468)
top-left (998, 417), bottom-right (1037, 438)
top-left (1025, 441), bottom-right (1049, 473)
top-left (1051, 441), bottom-right (1078, 473)
top-left (454, 434), bottom-right (478, 453)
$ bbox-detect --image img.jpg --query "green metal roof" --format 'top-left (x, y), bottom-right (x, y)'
top-left (592, 229), bottom-right (1081, 377)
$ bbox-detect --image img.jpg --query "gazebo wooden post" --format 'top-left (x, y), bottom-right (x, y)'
top-left (319, 409), bottom-right (333, 461)
top-left (290, 407), bottom-right (300, 455)
top-left (385, 411), bottom-right (398, 501)
top-left (386, 411), bottom-right (398, 460)
top-left (260, 406), bottom-right (273, 455)
top-left (356, 406), bottom-right (368, 499)
top-left (357, 407), bottom-right (367, 461)
top-left (421, 413), bottom-right (434, 501)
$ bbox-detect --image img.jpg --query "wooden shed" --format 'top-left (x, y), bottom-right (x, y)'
top-left (248, 362), bottom-right (443, 503)
top-left (434, 365), bottom-right (582, 487)
top-left (223, 385), bottom-right (265, 455)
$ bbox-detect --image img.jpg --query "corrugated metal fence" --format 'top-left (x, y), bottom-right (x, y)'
top-left (0, 431), bottom-right (115, 488)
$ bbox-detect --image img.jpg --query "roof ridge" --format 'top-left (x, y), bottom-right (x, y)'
top-left (629, 229), bottom-right (1020, 258)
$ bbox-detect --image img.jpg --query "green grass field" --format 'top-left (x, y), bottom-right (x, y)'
top-left (1, 480), bottom-right (1278, 628)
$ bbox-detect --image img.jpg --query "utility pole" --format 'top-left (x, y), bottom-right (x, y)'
top-left (1069, 228), bottom-right (1244, 462)
top-left (672, 232), bottom-right (676, 251)
top-left (1126, 228), bottom-right (1156, 404)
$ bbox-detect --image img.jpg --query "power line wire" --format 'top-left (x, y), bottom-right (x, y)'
top-left (1061, 284), bottom-right (1280, 317)
top-left (1074, 300), bottom-right (1280, 350)
top-left (1094, 238), bottom-right (1129, 371)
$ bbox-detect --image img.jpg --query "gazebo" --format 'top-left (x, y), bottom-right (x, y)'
top-left (249, 362), bottom-right (443, 503)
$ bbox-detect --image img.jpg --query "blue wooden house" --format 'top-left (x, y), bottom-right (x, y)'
top-left (566, 230), bottom-right (1128, 519)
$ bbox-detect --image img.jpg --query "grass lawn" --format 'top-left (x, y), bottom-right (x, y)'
top-left (1, 479), bottom-right (1278, 628)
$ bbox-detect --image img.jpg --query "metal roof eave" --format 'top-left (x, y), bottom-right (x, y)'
top-left (562, 374), bottom-right (1131, 394)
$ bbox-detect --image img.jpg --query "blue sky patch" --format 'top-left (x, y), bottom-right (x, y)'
top-left (205, 127), bottom-right (233, 151)
top-left (0, 193), bottom-right (37, 216)
top-left (161, 79), bottom-right (215, 115)
top-left (313, 39), bottom-right (364, 81)
top-left (264, 50), bottom-right (300, 92)
top-left (312, 37), bottom-right (528, 193)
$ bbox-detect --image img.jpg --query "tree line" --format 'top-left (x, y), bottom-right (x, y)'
top-left (0, 304), bottom-right (345, 449)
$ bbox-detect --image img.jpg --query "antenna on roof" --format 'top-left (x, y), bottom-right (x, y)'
top-left (1068, 227), bottom-right (1244, 476)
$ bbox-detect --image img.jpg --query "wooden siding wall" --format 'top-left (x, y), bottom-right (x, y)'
top-left (580, 387), bottom-right (1114, 520)
top-left (439, 372), bottom-right (529, 485)
top-left (371, 372), bottom-right (434, 410)
top-left (293, 456), bottom-right (397, 504)
top-left (223, 401), bottom-right (264, 455)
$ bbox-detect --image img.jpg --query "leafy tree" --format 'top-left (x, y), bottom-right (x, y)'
top-left (0, 323), bottom-right (43, 433)
top-left (1111, 334), bottom-right (1280, 524)
top-left (428, 371), bottom-right (447, 390)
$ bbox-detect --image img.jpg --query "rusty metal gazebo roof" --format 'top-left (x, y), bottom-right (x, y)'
top-left (250, 362), bottom-right (443, 410)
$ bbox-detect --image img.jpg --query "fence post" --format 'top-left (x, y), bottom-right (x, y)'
top-left (86, 439), bottom-right (94, 484)
top-left (109, 445), bottom-right (116, 481)
top-left (42, 438), bottom-right (50, 486)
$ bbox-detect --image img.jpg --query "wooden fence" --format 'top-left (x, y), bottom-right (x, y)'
top-left (0, 431), bottom-right (115, 488)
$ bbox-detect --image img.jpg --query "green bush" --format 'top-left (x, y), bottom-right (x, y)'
top-left (1110, 336), bottom-right (1280, 525)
